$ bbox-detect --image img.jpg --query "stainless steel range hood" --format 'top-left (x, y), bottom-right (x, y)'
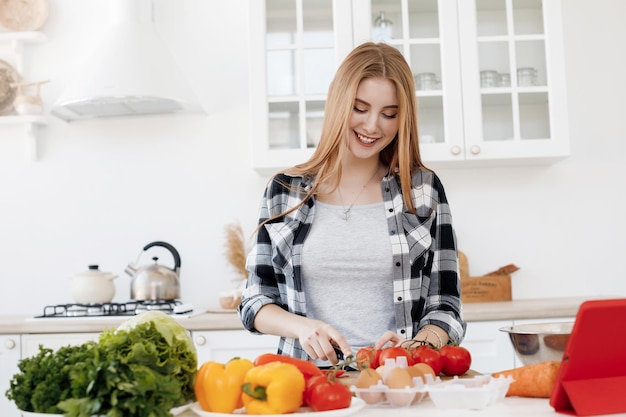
top-left (51, 0), bottom-right (204, 122)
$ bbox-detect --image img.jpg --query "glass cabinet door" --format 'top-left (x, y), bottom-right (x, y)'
top-left (266, 0), bottom-right (334, 150)
top-left (250, 0), bottom-right (354, 171)
top-left (459, 0), bottom-right (568, 160)
top-left (359, 0), bottom-right (466, 160)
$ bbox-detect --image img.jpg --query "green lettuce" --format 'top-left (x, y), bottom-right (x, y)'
top-left (59, 313), bottom-right (197, 417)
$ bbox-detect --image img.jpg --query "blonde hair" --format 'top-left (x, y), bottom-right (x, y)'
top-left (272, 42), bottom-right (426, 221)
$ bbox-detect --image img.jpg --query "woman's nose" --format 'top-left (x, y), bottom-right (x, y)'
top-left (363, 113), bottom-right (378, 133)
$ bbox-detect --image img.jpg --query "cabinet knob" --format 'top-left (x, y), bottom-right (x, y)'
top-left (195, 335), bottom-right (206, 346)
top-left (450, 145), bottom-right (462, 155)
top-left (5, 339), bottom-right (16, 349)
top-left (470, 145), bottom-right (481, 155)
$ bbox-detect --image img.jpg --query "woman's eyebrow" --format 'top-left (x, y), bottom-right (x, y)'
top-left (354, 97), bottom-right (398, 109)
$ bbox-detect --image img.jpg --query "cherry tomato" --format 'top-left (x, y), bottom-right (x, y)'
top-left (408, 345), bottom-right (443, 376)
top-left (378, 346), bottom-right (414, 367)
top-left (305, 374), bottom-right (352, 411)
top-left (356, 346), bottom-right (379, 369)
top-left (439, 345), bottom-right (472, 376)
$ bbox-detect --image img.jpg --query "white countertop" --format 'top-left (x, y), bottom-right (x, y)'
top-left (0, 296), bottom-right (609, 335)
top-left (176, 396), bottom-right (626, 417)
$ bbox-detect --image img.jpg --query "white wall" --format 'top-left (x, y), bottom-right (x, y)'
top-left (1, 0), bottom-right (624, 316)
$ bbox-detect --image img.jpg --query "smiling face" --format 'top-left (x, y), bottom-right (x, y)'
top-left (347, 77), bottom-right (399, 161)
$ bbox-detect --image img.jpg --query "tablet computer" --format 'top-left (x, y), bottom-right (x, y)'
top-left (550, 298), bottom-right (626, 416)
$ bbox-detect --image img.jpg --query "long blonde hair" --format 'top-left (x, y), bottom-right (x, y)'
top-left (271, 42), bottom-right (426, 221)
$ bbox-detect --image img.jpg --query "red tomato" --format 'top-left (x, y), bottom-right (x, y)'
top-left (356, 346), bottom-right (379, 369)
top-left (439, 345), bottom-right (472, 376)
top-left (378, 346), bottom-right (414, 367)
top-left (408, 345), bottom-right (443, 376)
top-left (305, 375), bottom-right (352, 411)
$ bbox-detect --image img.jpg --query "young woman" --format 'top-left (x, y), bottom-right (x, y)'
top-left (239, 42), bottom-right (466, 366)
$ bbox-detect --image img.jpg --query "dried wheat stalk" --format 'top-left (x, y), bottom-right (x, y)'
top-left (224, 222), bottom-right (248, 280)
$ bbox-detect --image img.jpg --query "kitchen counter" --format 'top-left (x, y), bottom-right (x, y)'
top-left (176, 396), bottom-right (626, 417)
top-left (0, 296), bottom-right (608, 335)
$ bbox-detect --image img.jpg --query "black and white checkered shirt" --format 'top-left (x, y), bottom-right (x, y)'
top-left (239, 168), bottom-right (466, 359)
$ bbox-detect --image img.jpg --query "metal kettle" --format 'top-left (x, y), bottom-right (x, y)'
top-left (125, 241), bottom-right (181, 300)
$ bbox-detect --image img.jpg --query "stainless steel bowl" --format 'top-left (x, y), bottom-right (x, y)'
top-left (499, 321), bottom-right (573, 365)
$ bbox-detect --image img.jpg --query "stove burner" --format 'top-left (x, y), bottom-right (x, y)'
top-left (37, 300), bottom-right (184, 318)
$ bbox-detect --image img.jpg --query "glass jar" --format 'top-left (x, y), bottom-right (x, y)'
top-left (414, 72), bottom-right (440, 90)
top-left (517, 67), bottom-right (537, 86)
top-left (480, 70), bottom-right (499, 88)
top-left (499, 73), bottom-right (511, 87)
top-left (372, 11), bottom-right (393, 42)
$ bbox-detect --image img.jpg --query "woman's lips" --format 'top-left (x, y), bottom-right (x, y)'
top-left (355, 131), bottom-right (378, 144)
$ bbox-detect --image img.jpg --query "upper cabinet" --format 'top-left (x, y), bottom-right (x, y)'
top-left (249, 0), bottom-right (569, 173)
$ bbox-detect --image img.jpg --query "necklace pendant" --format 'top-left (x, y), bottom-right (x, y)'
top-left (343, 210), bottom-right (350, 221)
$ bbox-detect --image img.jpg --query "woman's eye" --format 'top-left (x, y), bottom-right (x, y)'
top-left (353, 106), bottom-right (366, 113)
top-left (383, 113), bottom-right (397, 119)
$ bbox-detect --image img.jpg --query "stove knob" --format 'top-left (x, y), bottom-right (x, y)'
top-left (5, 339), bottom-right (16, 350)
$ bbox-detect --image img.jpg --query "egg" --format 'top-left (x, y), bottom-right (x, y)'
top-left (355, 368), bottom-right (384, 404)
top-left (384, 367), bottom-right (416, 407)
top-left (385, 367), bottom-right (413, 389)
top-left (412, 363), bottom-right (436, 383)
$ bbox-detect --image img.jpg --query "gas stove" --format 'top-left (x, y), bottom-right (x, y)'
top-left (35, 300), bottom-right (193, 318)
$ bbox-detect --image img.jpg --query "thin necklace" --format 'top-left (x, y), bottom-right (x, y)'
top-left (337, 168), bottom-right (379, 221)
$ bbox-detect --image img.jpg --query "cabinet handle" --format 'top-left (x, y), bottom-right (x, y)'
top-left (195, 335), bottom-right (206, 346)
top-left (5, 339), bottom-right (16, 349)
top-left (470, 145), bottom-right (481, 155)
top-left (450, 145), bottom-right (462, 155)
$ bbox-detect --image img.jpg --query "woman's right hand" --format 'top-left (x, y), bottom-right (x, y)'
top-left (297, 320), bottom-right (352, 365)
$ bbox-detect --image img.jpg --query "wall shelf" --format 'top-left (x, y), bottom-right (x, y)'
top-left (1, 31), bottom-right (48, 161)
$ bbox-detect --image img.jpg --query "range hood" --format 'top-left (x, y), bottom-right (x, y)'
top-left (51, 0), bottom-right (204, 122)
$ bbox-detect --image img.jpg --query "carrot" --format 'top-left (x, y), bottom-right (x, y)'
top-left (254, 353), bottom-right (323, 380)
top-left (492, 360), bottom-right (561, 398)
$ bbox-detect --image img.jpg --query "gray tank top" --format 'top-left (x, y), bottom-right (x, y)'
top-left (302, 200), bottom-right (395, 366)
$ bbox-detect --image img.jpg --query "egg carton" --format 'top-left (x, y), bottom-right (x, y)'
top-left (350, 374), bottom-right (443, 407)
top-left (426, 375), bottom-right (514, 410)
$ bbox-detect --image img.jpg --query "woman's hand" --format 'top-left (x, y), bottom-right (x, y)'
top-left (297, 320), bottom-right (352, 364)
top-left (374, 330), bottom-right (405, 350)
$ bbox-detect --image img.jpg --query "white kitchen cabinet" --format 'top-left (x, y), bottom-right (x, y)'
top-left (0, 32), bottom-right (48, 161)
top-left (0, 335), bottom-right (21, 417)
top-left (192, 330), bottom-right (281, 366)
top-left (462, 320), bottom-right (516, 374)
top-left (249, 0), bottom-right (568, 173)
top-left (20, 332), bottom-right (100, 358)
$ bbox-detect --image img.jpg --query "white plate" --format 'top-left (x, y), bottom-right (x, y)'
top-left (190, 398), bottom-right (365, 417)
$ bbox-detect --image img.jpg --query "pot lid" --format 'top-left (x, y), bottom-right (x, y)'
top-left (71, 265), bottom-right (117, 280)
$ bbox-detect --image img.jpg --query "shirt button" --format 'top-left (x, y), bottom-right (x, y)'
top-left (391, 230), bottom-right (396, 235)
top-left (397, 296), bottom-right (403, 301)
top-left (388, 208), bottom-right (393, 213)
top-left (385, 187), bottom-right (390, 192)
top-left (400, 329), bottom-right (406, 334)
top-left (395, 262), bottom-right (401, 267)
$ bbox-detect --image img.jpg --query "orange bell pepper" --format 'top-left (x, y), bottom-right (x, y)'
top-left (194, 357), bottom-right (254, 413)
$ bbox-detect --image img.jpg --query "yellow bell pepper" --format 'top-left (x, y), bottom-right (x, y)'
top-left (194, 357), bottom-right (254, 413)
top-left (241, 361), bottom-right (305, 414)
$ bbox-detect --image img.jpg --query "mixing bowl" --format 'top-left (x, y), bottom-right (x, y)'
top-left (499, 321), bottom-right (573, 365)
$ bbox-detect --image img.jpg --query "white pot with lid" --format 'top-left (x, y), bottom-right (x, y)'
top-left (70, 265), bottom-right (117, 304)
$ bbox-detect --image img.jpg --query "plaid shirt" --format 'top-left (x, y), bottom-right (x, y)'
top-left (239, 168), bottom-right (466, 359)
